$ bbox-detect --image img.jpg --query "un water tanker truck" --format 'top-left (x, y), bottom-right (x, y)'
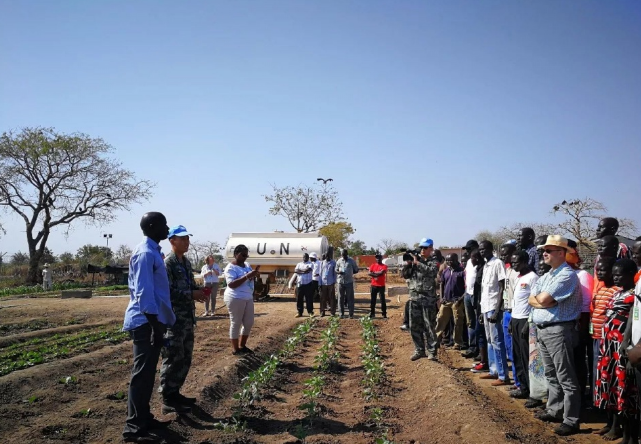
top-left (224, 232), bottom-right (329, 299)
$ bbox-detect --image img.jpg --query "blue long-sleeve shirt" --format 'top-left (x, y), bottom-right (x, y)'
top-left (320, 259), bottom-right (336, 285)
top-left (123, 237), bottom-right (176, 331)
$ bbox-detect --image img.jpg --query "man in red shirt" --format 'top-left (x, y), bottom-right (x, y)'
top-left (369, 254), bottom-right (388, 319)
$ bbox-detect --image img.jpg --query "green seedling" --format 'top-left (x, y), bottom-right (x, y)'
top-left (59, 376), bottom-right (78, 385)
top-left (79, 408), bottom-right (92, 417)
top-left (27, 395), bottom-right (38, 404)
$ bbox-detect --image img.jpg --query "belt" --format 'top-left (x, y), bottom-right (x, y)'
top-left (535, 320), bottom-right (576, 329)
top-left (505, 309), bottom-right (512, 313)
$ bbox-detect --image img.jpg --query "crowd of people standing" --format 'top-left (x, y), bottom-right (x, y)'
top-left (399, 218), bottom-right (641, 440)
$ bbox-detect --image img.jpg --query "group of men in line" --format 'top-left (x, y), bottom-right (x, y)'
top-left (291, 248), bottom-right (389, 319)
top-left (399, 218), bottom-right (641, 439)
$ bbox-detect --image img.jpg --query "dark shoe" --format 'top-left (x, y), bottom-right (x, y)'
top-left (509, 389), bottom-right (530, 399)
top-left (524, 398), bottom-right (544, 409)
top-left (176, 393), bottom-right (196, 405)
top-left (473, 354), bottom-right (482, 362)
top-left (461, 349), bottom-right (476, 358)
top-left (554, 423), bottom-right (579, 436)
top-left (369, 314), bottom-right (375, 319)
top-left (535, 411), bottom-right (562, 423)
top-left (161, 397), bottom-right (192, 414)
top-left (400, 324), bottom-right (409, 331)
top-left (123, 432), bottom-right (160, 443)
top-left (491, 379), bottom-right (510, 387)
top-left (427, 353), bottom-right (437, 361)
top-left (411, 351), bottom-right (426, 361)
top-left (479, 373), bottom-right (498, 380)
top-left (240, 346), bottom-right (254, 354)
top-left (148, 418), bottom-right (171, 430)
top-left (349, 315), bottom-right (354, 319)
top-left (382, 314), bottom-right (387, 319)
top-left (320, 312), bottom-right (326, 317)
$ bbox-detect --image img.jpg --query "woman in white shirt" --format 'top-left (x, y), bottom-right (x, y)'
top-left (223, 245), bottom-right (260, 355)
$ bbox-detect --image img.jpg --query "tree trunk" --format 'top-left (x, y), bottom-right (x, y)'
top-left (26, 250), bottom-right (42, 285)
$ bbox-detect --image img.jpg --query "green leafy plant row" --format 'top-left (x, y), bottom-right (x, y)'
top-left (0, 327), bottom-right (129, 376)
top-left (0, 283), bottom-right (128, 298)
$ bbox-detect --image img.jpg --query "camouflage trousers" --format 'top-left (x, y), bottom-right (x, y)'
top-left (409, 296), bottom-right (438, 355)
top-left (159, 323), bottom-right (194, 398)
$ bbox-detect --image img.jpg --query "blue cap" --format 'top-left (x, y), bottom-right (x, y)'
top-left (418, 238), bottom-right (433, 248)
top-left (168, 225), bottom-right (192, 238)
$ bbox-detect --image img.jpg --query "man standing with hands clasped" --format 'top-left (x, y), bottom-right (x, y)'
top-left (369, 253), bottom-right (388, 319)
top-left (159, 225), bottom-right (209, 415)
top-left (122, 212), bottom-right (174, 443)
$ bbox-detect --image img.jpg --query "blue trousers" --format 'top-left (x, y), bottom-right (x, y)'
top-left (464, 293), bottom-right (477, 352)
top-left (484, 311), bottom-right (510, 381)
top-left (502, 311), bottom-right (519, 387)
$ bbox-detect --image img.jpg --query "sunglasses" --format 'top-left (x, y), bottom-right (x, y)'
top-left (542, 248), bottom-right (564, 254)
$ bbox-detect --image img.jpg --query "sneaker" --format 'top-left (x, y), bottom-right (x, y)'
top-left (461, 349), bottom-right (476, 358)
top-left (470, 362), bottom-right (489, 373)
top-left (123, 432), bottom-right (160, 443)
top-left (509, 389), bottom-right (530, 399)
top-left (554, 423), bottom-right (579, 436)
top-left (201, 311), bottom-right (209, 317)
top-left (161, 398), bottom-right (191, 414)
top-left (400, 324), bottom-right (409, 331)
top-left (535, 411), bottom-right (562, 422)
top-left (491, 379), bottom-right (510, 386)
top-left (479, 373), bottom-right (498, 380)
top-left (175, 393), bottom-right (196, 405)
top-left (411, 351), bottom-right (426, 361)
top-left (295, 313), bottom-right (302, 318)
top-left (427, 353), bottom-right (437, 361)
top-left (524, 398), bottom-right (544, 409)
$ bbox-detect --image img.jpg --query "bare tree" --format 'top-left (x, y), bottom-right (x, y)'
top-left (496, 222), bottom-right (558, 244)
top-left (0, 127), bottom-right (154, 283)
top-left (377, 238), bottom-right (408, 255)
top-left (551, 198), bottom-right (638, 252)
top-left (264, 182), bottom-right (343, 233)
top-left (114, 244), bottom-right (133, 264)
top-left (189, 240), bottom-right (222, 267)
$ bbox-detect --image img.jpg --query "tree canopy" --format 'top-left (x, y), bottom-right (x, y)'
top-left (0, 127), bottom-right (154, 283)
top-left (264, 182), bottom-right (344, 233)
top-left (319, 222), bottom-right (354, 250)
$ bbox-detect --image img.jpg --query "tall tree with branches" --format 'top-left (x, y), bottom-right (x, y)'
top-left (551, 198), bottom-right (637, 252)
top-left (0, 127), bottom-right (154, 283)
top-left (264, 182), bottom-right (344, 233)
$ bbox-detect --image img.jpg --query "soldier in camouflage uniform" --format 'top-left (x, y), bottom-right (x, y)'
top-left (159, 225), bottom-right (208, 414)
top-left (402, 238), bottom-right (440, 361)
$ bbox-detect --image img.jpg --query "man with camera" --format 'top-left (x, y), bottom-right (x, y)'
top-left (402, 238), bottom-right (440, 361)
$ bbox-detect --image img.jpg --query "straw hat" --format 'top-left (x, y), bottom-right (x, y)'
top-left (538, 235), bottom-right (576, 254)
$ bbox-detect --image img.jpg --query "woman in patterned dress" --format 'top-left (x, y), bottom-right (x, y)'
top-left (595, 259), bottom-right (639, 444)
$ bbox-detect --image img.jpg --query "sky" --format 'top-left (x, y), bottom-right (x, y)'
top-left (1, 0), bottom-right (640, 258)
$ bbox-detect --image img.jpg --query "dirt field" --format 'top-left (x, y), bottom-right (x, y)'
top-left (0, 281), bottom-right (612, 444)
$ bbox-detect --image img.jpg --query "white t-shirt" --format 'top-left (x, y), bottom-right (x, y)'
top-left (631, 279), bottom-right (641, 346)
top-left (511, 271), bottom-right (539, 319)
top-left (223, 262), bottom-right (254, 300)
top-left (481, 257), bottom-right (506, 314)
top-left (201, 263), bottom-right (221, 284)
top-left (465, 260), bottom-right (477, 295)
top-left (575, 269), bottom-right (594, 313)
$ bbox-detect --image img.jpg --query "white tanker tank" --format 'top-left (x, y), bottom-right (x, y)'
top-left (224, 232), bottom-right (329, 299)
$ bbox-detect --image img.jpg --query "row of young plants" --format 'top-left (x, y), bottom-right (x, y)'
top-left (299, 315), bottom-right (342, 425)
top-left (0, 283), bottom-right (128, 298)
top-left (359, 317), bottom-right (395, 444)
top-left (213, 318), bottom-right (318, 432)
top-left (0, 326), bottom-right (128, 376)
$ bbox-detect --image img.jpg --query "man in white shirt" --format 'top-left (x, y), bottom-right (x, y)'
top-left (310, 252), bottom-right (321, 303)
top-left (201, 255), bottom-right (221, 316)
top-left (294, 253), bottom-right (314, 317)
top-left (461, 240), bottom-right (479, 358)
top-left (508, 250), bottom-right (539, 401)
top-left (478, 240), bottom-right (510, 386)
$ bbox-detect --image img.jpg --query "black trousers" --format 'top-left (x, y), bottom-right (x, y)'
top-left (511, 317), bottom-right (530, 393)
top-left (370, 285), bottom-right (386, 316)
top-left (123, 323), bottom-right (162, 437)
top-left (311, 280), bottom-right (319, 301)
top-left (297, 282), bottom-right (314, 314)
top-left (573, 312), bottom-right (592, 395)
top-left (403, 300), bottom-right (410, 325)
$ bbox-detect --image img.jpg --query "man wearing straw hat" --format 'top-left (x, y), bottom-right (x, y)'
top-left (528, 235), bottom-right (582, 436)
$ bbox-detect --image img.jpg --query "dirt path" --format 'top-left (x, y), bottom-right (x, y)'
top-left (0, 295), bottom-right (612, 444)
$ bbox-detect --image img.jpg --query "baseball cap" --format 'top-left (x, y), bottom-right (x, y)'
top-left (418, 238), bottom-right (434, 248)
top-left (462, 240), bottom-right (479, 250)
top-left (168, 225), bottom-right (193, 239)
top-left (310, 252), bottom-right (318, 259)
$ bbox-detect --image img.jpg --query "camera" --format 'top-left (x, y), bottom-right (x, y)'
top-left (400, 248), bottom-right (420, 262)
